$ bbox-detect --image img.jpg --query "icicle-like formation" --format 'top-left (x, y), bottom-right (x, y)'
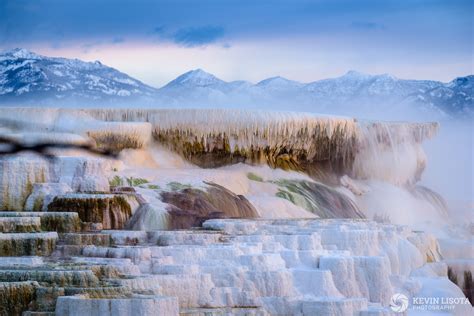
top-left (0, 107), bottom-right (438, 180)
top-left (84, 108), bottom-right (360, 165)
top-left (86, 122), bottom-right (152, 153)
top-left (85, 109), bottom-right (438, 181)
top-left (0, 108), bottom-right (357, 155)
top-left (0, 281), bottom-right (38, 316)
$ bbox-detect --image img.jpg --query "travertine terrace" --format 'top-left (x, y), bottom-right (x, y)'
top-left (0, 108), bottom-right (471, 315)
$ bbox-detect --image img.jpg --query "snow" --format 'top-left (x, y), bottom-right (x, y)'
top-left (117, 89), bottom-right (131, 96)
top-left (256, 76), bottom-right (304, 90)
top-left (0, 49), bottom-right (471, 117)
top-left (114, 77), bottom-right (139, 86)
top-left (53, 70), bottom-right (64, 77)
top-left (163, 69), bottom-right (225, 88)
top-left (0, 48), bottom-right (156, 104)
top-left (1, 48), bottom-right (42, 60)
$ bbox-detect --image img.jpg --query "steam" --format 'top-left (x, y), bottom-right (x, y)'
top-left (421, 119), bottom-right (474, 221)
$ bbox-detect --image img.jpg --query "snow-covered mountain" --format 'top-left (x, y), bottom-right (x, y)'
top-left (163, 69), bottom-right (226, 89)
top-left (158, 69), bottom-right (232, 105)
top-left (0, 48), bottom-right (472, 119)
top-left (155, 68), bottom-right (473, 119)
top-left (411, 75), bottom-right (474, 116)
top-left (256, 76), bottom-right (305, 91)
top-left (0, 48), bottom-right (156, 106)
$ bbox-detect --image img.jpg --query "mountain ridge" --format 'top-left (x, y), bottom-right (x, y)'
top-left (0, 48), bottom-right (157, 105)
top-left (0, 48), bottom-right (472, 119)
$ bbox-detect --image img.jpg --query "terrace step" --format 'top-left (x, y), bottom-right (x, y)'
top-left (48, 194), bottom-right (132, 230)
top-left (0, 268), bottom-right (100, 287)
top-left (60, 233), bottom-right (111, 247)
top-left (70, 257), bottom-right (141, 276)
top-left (0, 232), bottom-right (58, 256)
top-left (0, 217), bottom-right (41, 233)
top-left (180, 307), bottom-right (267, 316)
top-left (107, 275), bottom-right (162, 295)
top-left (105, 230), bottom-right (148, 246)
top-left (63, 285), bottom-right (131, 297)
top-left (55, 294), bottom-right (179, 316)
top-left (52, 245), bottom-right (85, 257)
top-left (147, 230), bottom-right (226, 246)
top-left (0, 281), bottom-right (38, 316)
top-left (81, 222), bottom-right (103, 232)
top-left (0, 256), bottom-right (44, 267)
top-left (35, 286), bottom-right (66, 312)
top-left (0, 212), bottom-right (81, 233)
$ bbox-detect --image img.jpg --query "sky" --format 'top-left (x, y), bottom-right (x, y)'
top-left (0, 0), bottom-right (472, 87)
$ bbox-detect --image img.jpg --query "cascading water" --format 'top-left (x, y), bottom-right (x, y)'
top-left (346, 120), bottom-right (448, 225)
top-left (352, 121), bottom-right (437, 185)
top-left (274, 179), bottom-right (364, 219)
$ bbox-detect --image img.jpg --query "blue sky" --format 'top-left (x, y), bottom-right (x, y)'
top-left (0, 0), bottom-right (472, 87)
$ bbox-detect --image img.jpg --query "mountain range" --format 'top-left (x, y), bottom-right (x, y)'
top-left (0, 48), bottom-right (472, 120)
